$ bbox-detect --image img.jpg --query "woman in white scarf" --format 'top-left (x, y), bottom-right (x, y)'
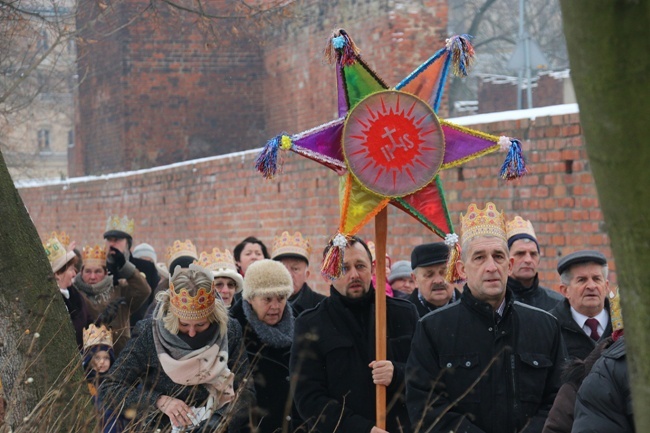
top-left (99, 265), bottom-right (237, 432)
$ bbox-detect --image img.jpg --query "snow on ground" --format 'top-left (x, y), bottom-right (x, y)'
top-left (15, 103), bottom-right (579, 189)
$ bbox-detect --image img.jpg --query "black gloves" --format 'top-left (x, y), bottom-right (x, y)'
top-left (106, 246), bottom-right (126, 276)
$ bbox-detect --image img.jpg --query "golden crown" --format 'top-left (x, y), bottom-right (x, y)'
top-left (83, 323), bottom-right (113, 351)
top-left (50, 231), bottom-right (71, 248)
top-left (166, 239), bottom-right (199, 268)
top-left (506, 216), bottom-right (537, 241)
top-left (195, 248), bottom-right (237, 273)
top-left (460, 202), bottom-right (507, 245)
top-left (43, 237), bottom-right (68, 268)
top-left (169, 281), bottom-right (216, 320)
top-left (82, 245), bottom-right (107, 268)
top-left (272, 231), bottom-right (311, 261)
top-left (105, 215), bottom-right (135, 236)
top-left (610, 287), bottom-right (623, 332)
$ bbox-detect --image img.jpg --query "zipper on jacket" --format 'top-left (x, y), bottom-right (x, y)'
top-left (510, 353), bottom-right (518, 411)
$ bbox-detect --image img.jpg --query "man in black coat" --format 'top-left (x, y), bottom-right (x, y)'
top-left (290, 236), bottom-right (418, 433)
top-left (549, 250), bottom-right (612, 361)
top-left (407, 242), bottom-right (461, 318)
top-left (103, 215), bottom-right (160, 327)
top-left (406, 202), bottom-right (566, 433)
top-left (506, 216), bottom-right (564, 311)
top-left (271, 231), bottom-right (325, 316)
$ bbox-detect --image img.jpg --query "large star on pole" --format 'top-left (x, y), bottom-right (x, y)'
top-left (255, 30), bottom-right (526, 277)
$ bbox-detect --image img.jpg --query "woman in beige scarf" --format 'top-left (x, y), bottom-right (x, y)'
top-left (99, 265), bottom-right (239, 432)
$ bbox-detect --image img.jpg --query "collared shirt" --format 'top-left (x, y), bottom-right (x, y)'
top-left (59, 288), bottom-right (70, 299)
top-left (494, 297), bottom-right (506, 322)
top-left (418, 289), bottom-right (457, 312)
top-left (570, 306), bottom-right (609, 337)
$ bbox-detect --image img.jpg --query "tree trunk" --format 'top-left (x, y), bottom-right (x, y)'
top-left (0, 150), bottom-right (89, 431)
top-left (559, 1), bottom-right (650, 430)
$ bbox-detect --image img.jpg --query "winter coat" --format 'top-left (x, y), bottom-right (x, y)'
top-left (128, 255), bottom-right (161, 328)
top-left (507, 275), bottom-right (564, 312)
top-left (73, 261), bottom-right (151, 356)
top-left (230, 301), bottom-right (302, 433)
top-left (99, 317), bottom-right (255, 432)
top-left (289, 283), bottom-right (326, 317)
top-left (406, 286), bottom-right (567, 433)
top-left (572, 337), bottom-right (633, 433)
top-left (549, 299), bottom-right (612, 361)
top-left (291, 286), bottom-right (418, 433)
top-left (61, 285), bottom-right (92, 351)
top-left (543, 339), bottom-right (614, 433)
top-left (407, 287), bottom-right (461, 318)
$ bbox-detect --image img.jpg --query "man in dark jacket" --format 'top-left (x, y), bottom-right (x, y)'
top-left (406, 202), bottom-right (566, 433)
top-left (103, 215), bottom-right (160, 327)
top-left (272, 231), bottom-right (325, 316)
top-left (573, 336), bottom-right (633, 433)
top-left (506, 216), bottom-right (563, 311)
top-left (407, 242), bottom-right (460, 318)
top-left (549, 250), bottom-right (612, 361)
top-left (291, 236), bottom-right (418, 433)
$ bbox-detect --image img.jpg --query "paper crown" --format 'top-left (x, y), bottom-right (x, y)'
top-left (460, 202), bottom-right (507, 245)
top-left (610, 287), bottom-right (623, 332)
top-left (506, 216), bottom-right (537, 241)
top-left (195, 248), bottom-right (237, 273)
top-left (105, 215), bottom-right (135, 237)
top-left (169, 279), bottom-right (216, 321)
top-left (83, 323), bottom-right (113, 351)
top-left (82, 245), bottom-right (107, 268)
top-left (43, 237), bottom-right (75, 273)
top-left (272, 231), bottom-right (311, 262)
top-left (50, 231), bottom-right (71, 249)
top-left (166, 239), bottom-right (199, 268)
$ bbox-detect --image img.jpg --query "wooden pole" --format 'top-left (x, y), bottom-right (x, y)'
top-left (374, 206), bottom-right (388, 429)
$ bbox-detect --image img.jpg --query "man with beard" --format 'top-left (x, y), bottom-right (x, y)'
top-left (104, 215), bottom-right (160, 327)
top-left (407, 242), bottom-right (460, 318)
top-left (506, 216), bottom-right (563, 311)
top-left (406, 202), bottom-right (565, 433)
top-left (291, 236), bottom-right (418, 433)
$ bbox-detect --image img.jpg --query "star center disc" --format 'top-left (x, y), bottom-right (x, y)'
top-left (342, 90), bottom-right (445, 197)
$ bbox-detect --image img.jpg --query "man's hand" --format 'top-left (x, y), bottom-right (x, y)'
top-left (106, 246), bottom-right (126, 275)
top-left (369, 360), bottom-right (394, 386)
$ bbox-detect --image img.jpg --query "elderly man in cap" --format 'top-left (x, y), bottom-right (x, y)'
top-left (406, 202), bottom-right (565, 433)
top-left (549, 250), bottom-right (612, 361)
top-left (271, 231), bottom-right (325, 316)
top-left (104, 215), bottom-right (160, 326)
top-left (407, 242), bottom-right (460, 318)
top-left (506, 216), bottom-right (563, 311)
top-left (291, 236), bottom-right (418, 433)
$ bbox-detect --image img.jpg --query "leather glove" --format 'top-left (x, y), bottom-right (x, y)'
top-left (106, 246), bottom-right (126, 275)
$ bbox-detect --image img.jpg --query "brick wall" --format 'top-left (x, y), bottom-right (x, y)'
top-left (74, 0), bottom-right (449, 175)
top-left (19, 109), bottom-right (615, 293)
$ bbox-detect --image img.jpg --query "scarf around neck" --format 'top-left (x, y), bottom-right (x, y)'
top-left (151, 303), bottom-right (232, 401)
top-left (74, 273), bottom-right (114, 305)
top-left (242, 300), bottom-right (294, 348)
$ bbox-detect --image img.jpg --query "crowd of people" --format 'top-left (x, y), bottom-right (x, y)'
top-left (36, 202), bottom-right (633, 433)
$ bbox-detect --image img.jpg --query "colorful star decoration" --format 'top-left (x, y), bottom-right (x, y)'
top-left (255, 29), bottom-right (526, 280)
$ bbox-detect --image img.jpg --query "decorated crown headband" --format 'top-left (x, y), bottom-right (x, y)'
top-left (460, 202), bottom-right (507, 245)
top-left (82, 245), bottom-right (107, 268)
top-left (272, 231), bottom-right (312, 260)
top-left (105, 215), bottom-right (135, 236)
top-left (169, 281), bottom-right (216, 321)
top-left (43, 237), bottom-right (67, 264)
top-left (166, 239), bottom-right (199, 268)
top-left (506, 216), bottom-right (536, 240)
top-left (83, 323), bottom-right (113, 351)
top-left (195, 248), bottom-right (237, 273)
top-left (50, 231), bottom-right (71, 248)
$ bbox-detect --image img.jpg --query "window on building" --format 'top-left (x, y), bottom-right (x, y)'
top-left (68, 129), bottom-right (74, 148)
top-left (37, 30), bottom-right (49, 52)
top-left (37, 129), bottom-right (51, 152)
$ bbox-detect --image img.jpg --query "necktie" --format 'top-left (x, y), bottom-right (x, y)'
top-left (585, 318), bottom-right (600, 341)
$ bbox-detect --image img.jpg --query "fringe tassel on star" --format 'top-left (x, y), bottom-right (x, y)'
top-left (447, 34), bottom-right (475, 77)
top-left (325, 28), bottom-right (360, 66)
top-left (254, 133), bottom-right (291, 180)
top-left (499, 139), bottom-right (528, 180)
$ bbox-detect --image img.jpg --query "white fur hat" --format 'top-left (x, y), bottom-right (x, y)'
top-left (243, 259), bottom-right (293, 301)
